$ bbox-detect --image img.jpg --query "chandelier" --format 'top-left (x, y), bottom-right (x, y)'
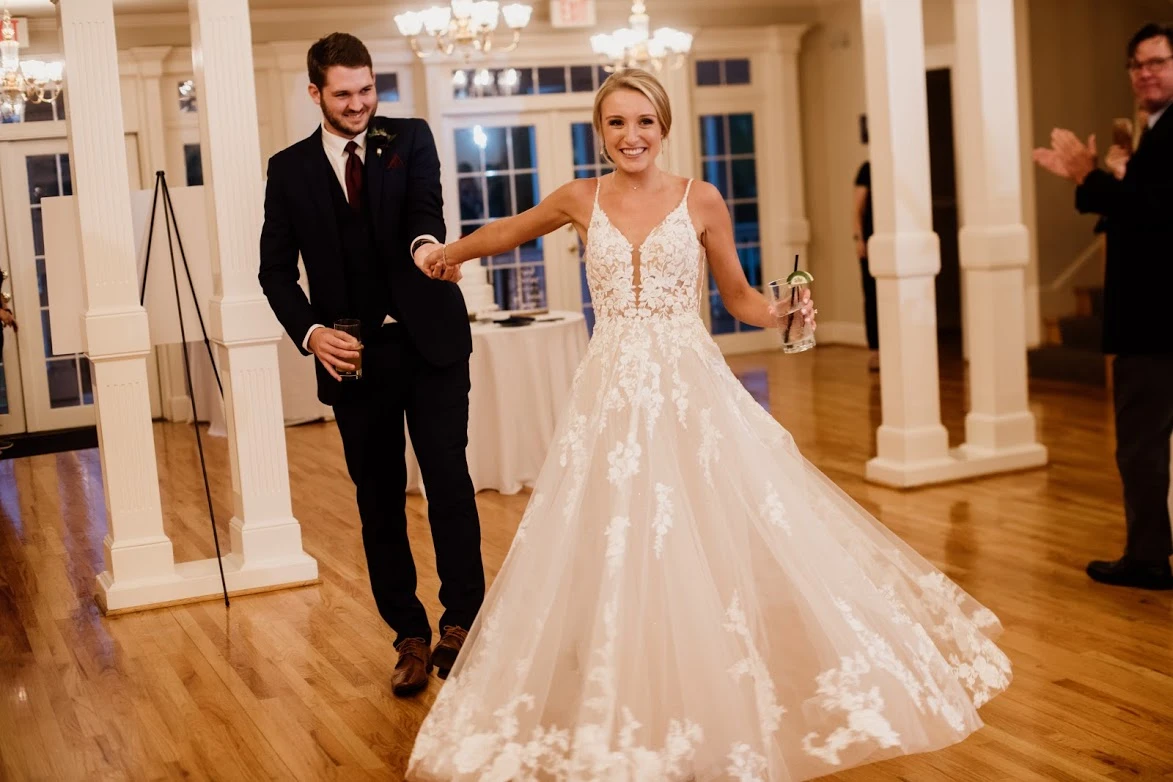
top-left (394, 1), bottom-right (533, 61)
top-left (0, 9), bottom-right (63, 121)
top-left (590, 1), bottom-right (692, 73)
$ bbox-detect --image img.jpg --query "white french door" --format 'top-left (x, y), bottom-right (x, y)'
top-left (0, 135), bottom-right (158, 434)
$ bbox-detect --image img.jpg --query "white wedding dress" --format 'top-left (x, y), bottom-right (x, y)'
top-left (407, 179), bottom-right (1011, 782)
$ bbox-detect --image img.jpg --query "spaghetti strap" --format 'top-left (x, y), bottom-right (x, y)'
top-left (683, 178), bottom-right (694, 198)
top-left (594, 176), bottom-right (603, 204)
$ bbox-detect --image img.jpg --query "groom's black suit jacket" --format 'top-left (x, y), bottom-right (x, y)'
top-left (259, 117), bottom-right (471, 404)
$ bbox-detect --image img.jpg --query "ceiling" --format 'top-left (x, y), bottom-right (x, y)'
top-left (13, 0), bottom-right (818, 19)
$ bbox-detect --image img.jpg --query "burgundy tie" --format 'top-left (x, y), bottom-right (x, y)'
top-left (344, 140), bottom-right (363, 211)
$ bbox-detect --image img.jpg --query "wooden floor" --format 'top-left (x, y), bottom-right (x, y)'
top-left (2, 345), bottom-right (1172, 781)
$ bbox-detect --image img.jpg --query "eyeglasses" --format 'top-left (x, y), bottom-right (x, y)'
top-left (1127, 55), bottom-right (1173, 74)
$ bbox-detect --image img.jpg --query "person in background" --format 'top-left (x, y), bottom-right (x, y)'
top-left (853, 116), bottom-right (879, 372)
top-left (1033, 22), bottom-right (1173, 590)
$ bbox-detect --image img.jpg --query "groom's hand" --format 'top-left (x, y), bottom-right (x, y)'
top-left (308, 327), bottom-right (360, 382)
top-left (414, 242), bottom-right (461, 283)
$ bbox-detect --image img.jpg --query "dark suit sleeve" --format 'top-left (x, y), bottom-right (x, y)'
top-left (1075, 166), bottom-right (1173, 225)
top-left (403, 119), bottom-right (446, 248)
top-left (259, 158), bottom-right (315, 355)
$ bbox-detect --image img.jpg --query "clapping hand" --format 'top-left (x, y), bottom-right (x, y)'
top-left (1105, 144), bottom-right (1130, 180)
top-left (1032, 129), bottom-right (1097, 184)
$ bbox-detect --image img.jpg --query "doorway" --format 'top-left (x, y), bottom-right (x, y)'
top-left (925, 67), bottom-right (962, 352)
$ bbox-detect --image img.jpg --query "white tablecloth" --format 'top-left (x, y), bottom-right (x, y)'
top-left (406, 311), bottom-right (589, 495)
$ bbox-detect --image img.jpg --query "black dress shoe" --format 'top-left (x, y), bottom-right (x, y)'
top-left (1086, 557), bottom-right (1173, 590)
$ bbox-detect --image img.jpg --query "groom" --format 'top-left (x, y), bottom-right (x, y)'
top-left (259, 33), bottom-right (484, 695)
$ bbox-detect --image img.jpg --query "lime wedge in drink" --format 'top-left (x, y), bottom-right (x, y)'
top-left (786, 269), bottom-right (814, 285)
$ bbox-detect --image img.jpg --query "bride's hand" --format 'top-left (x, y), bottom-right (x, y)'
top-left (767, 289), bottom-right (817, 330)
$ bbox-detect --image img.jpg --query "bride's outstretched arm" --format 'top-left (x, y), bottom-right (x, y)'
top-left (697, 182), bottom-right (814, 331)
top-left (417, 180), bottom-right (586, 275)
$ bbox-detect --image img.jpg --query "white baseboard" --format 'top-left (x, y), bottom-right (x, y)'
top-left (817, 321), bottom-right (869, 347)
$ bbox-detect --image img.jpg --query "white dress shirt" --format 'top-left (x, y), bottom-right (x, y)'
top-left (303, 123), bottom-right (440, 351)
top-left (1148, 102), bottom-right (1169, 130)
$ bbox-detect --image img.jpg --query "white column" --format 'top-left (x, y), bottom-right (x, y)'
top-left (952, 0), bottom-right (1047, 472)
top-left (129, 46), bottom-right (191, 424)
top-left (55, 0), bottom-right (180, 611)
top-left (760, 25), bottom-right (812, 287)
top-left (860, 0), bottom-right (953, 487)
top-left (189, 0), bottom-right (317, 590)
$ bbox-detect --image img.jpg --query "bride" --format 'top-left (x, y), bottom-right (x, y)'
top-left (407, 68), bottom-right (1010, 782)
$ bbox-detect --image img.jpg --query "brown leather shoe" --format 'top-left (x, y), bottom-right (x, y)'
top-left (432, 626), bottom-right (468, 679)
top-left (391, 638), bottom-right (432, 697)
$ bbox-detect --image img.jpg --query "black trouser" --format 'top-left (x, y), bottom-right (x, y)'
top-left (333, 324), bottom-right (484, 646)
top-left (860, 257), bottom-right (879, 350)
top-left (1112, 354), bottom-right (1173, 562)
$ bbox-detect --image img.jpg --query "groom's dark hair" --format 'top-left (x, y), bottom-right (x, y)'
top-left (307, 33), bottom-right (373, 89)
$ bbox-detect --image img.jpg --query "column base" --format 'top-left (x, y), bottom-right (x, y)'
top-left (866, 442), bottom-right (1048, 488)
top-left (964, 410), bottom-right (1039, 451)
top-left (96, 549), bottom-right (318, 614)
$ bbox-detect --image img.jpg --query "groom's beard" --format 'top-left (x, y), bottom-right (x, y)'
top-left (322, 101), bottom-right (374, 138)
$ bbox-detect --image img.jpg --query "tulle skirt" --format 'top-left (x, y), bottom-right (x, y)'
top-left (407, 315), bottom-right (1010, 782)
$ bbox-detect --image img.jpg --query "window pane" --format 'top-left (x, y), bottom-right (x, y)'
top-left (32, 207), bottom-right (44, 257)
top-left (41, 309), bottom-right (53, 357)
top-left (570, 65), bottom-right (594, 93)
top-left (699, 116), bottom-right (726, 157)
top-left (731, 159), bottom-right (757, 199)
top-left (27, 155), bottom-right (59, 203)
top-left (36, 256), bottom-right (47, 308)
top-left (709, 290), bottom-right (737, 334)
top-left (482, 127), bottom-right (509, 171)
top-left (703, 159), bottom-right (729, 199)
top-left (178, 79), bottom-right (197, 112)
top-left (454, 128), bottom-right (484, 173)
top-left (486, 174), bottom-right (512, 218)
top-left (457, 178), bottom-right (485, 221)
top-left (491, 266), bottom-right (517, 310)
top-left (696, 60), bottom-right (721, 86)
top-left (739, 245), bottom-right (762, 287)
top-left (571, 122), bottom-right (595, 167)
top-left (46, 358), bottom-right (81, 408)
top-left (184, 144), bottom-right (203, 187)
top-left (725, 58), bottom-right (751, 85)
top-left (81, 357), bottom-right (93, 405)
top-left (375, 72), bottom-right (400, 102)
top-left (733, 202), bottom-right (760, 244)
top-left (519, 237), bottom-right (543, 263)
top-left (511, 126), bottom-right (536, 170)
top-left (536, 66), bottom-right (567, 94)
top-left (515, 172), bottom-right (538, 213)
top-left (729, 113), bottom-right (755, 155)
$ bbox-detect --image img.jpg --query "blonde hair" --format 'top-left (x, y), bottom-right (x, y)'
top-left (592, 68), bottom-right (672, 162)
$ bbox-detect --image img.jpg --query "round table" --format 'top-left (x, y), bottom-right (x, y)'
top-left (406, 311), bottom-right (589, 495)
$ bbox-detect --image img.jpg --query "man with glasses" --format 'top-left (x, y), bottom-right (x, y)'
top-left (1034, 22), bottom-right (1173, 590)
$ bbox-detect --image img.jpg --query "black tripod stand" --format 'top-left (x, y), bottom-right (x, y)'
top-left (140, 170), bottom-right (229, 607)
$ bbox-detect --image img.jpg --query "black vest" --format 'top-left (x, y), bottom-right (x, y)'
top-left (329, 176), bottom-right (396, 333)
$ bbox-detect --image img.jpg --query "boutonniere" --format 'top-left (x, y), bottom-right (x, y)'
top-left (367, 126), bottom-right (397, 159)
